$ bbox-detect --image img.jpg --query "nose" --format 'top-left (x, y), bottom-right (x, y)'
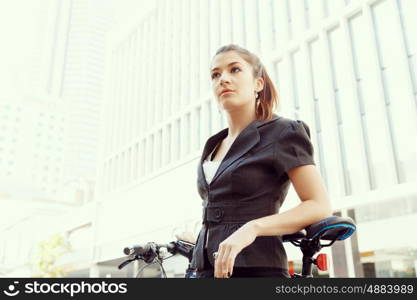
top-left (219, 72), bottom-right (231, 84)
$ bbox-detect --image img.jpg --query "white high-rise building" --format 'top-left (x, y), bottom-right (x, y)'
top-left (0, 0), bottom-right (112, 200)
top-left (0, 99), bottom-right (66, 199)
top-left (40, 0), bottom-right (112, 186)
top-left (0, 0), bottom-right (113, 276)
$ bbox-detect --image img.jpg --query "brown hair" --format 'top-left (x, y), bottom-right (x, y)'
top-left (211, 44), bottom-right (279, 121)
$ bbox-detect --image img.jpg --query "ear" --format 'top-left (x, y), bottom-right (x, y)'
top-left (255, 77), bottom-right (264, 93)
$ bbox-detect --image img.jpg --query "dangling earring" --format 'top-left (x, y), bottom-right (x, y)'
top-left (255, 91), bottom-right (260, 112)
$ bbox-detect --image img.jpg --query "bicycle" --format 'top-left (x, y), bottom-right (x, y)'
top-left (118, 215), bottom-right (356, 278)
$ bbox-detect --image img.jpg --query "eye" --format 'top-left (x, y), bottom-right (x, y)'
top-left (211, 72), bottom-right (219, 79)
top-left (211, 67), bottom-right (241, 79)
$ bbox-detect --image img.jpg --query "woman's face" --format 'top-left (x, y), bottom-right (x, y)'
top-left (210, 51), bottom-right (263, 113)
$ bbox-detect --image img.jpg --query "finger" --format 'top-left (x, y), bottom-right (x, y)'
top-left (227, 251), bottom-right (237, 277)
top-left (221, 246), bottom-right (232, 278)
top-left (214, 247), bottom-right (226, 278)
top-left (214, 250), bottom-right (221, 278)
top-left (214, 248), bottom-right (223, 278)
top-left (225, 248), bottom-right (237, 278)
top-left (215, 247), bottom-right (228, 278)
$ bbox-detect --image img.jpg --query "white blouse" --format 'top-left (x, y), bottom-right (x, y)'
top-left (202, 140), bottom-right (222, 184)
top-left (202, 160), bottom-right (221, 185)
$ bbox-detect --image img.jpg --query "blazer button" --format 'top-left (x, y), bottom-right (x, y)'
top-left (214, 208), bottom-right (223, 222)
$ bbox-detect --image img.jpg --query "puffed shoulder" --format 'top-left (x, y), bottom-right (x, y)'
top-left (273, 119), bottom-right (315, 174)
top-left (278, 119), bottom-right (312, 139)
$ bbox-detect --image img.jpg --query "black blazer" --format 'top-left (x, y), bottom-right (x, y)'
top-left (190, 113), bottom-right (316, 271)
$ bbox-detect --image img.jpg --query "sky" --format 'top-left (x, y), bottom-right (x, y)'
top-left (0, 0), bottom-right (40, 98)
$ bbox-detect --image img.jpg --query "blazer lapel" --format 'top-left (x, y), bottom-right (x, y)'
top-left (210, 122), bottom-right (260, 185)
top-left (198, 128), bottom-right (228, 187)
top-left (198, 113), bottom-right (280, 188)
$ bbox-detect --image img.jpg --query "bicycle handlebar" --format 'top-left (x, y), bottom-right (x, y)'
top-left (120, 216), bottom-right (356, 278)
top-left (119, 240), bottom-right (194, 271)
top-left (124, 243), bottom-right (163, 256)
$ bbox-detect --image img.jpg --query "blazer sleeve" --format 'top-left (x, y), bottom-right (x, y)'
top-left (274, 120), bottom-right (316, 174)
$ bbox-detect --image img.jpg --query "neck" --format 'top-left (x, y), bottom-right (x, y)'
top-left (224, 109), bottom-right (257, 140)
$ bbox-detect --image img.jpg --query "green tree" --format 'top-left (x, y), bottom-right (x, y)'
top-left (31, 233), bottom-right (73, 277)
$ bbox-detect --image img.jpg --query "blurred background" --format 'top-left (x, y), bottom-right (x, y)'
top-left (0, 0), bottom-right (416, 278)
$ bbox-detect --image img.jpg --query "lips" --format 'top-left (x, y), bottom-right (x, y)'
top-left (220, 89), bottom-right (235, 96)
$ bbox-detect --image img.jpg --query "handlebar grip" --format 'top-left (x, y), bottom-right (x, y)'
top-left (123, 244), bottom-right (151, 256)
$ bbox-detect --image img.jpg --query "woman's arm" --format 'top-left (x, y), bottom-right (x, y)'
top-left (247, 164), bottom-right (333, 236)
top-left (212, 164), bottom-right (332, 278)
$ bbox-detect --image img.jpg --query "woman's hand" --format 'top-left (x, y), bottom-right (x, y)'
top-left (175, 231), bottom-right (197, 244)
top-left (213, 222), bottom-right (258, 278)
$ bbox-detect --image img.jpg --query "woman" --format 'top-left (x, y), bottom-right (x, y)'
top-left (176, 44), bottom-right (332, 278)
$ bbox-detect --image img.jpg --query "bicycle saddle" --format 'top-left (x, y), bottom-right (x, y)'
top-left (283, 216), bottom-right (356, 242)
